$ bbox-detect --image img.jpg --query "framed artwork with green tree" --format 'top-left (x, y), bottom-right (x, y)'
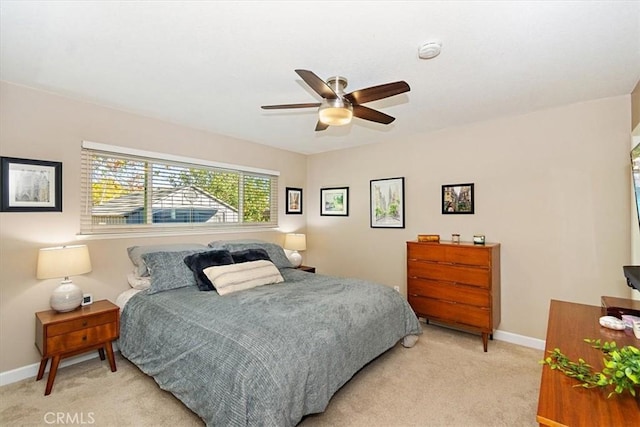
top-left (370, 177), bottom-right (404, 228)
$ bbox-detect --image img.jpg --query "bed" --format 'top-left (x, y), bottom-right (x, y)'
top-left (117, 240), bottom-right (422, 426)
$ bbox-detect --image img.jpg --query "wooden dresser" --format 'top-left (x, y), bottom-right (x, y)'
top-left (406, 240), bottom-right (501, 351)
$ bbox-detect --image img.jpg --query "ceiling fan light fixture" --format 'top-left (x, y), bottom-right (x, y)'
top-left (262, 69), bottom-right (410, 131)
top-left (318, 98), bottom-right (353, 126)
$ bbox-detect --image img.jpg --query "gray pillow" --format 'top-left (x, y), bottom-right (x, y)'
top-left (207, 240), bottom-right (292, 269)
top-left (142, 250), bottom-right (202, 294)
top-left (127, 243), bottom-right (208, 276)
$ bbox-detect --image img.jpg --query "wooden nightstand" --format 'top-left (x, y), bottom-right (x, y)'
top-left (297, 265), bottom-right (316, 273)
top-left (35, 299), bottom-right (119, 395)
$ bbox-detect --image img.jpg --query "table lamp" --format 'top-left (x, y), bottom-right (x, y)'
top-left (37, 245), bottom-right (92, 312)
top-left (284, 233), bottom-right (306, 267)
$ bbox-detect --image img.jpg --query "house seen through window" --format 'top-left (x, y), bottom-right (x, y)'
top-left (80, 142), bottom-right (278, 234)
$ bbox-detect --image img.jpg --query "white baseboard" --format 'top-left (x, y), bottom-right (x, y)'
top-left (494, 329), bottom-right (546, 351)
top-left (1, 331), bottom-right (544, 387)
top-left (0, 345), bottom-right (120, 387)
top-left (420, 318), bottom-right (546, 351)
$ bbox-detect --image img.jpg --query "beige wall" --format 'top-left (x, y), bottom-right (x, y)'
top-left (306, 95), bottom-right (632, 340)
top-left (0, 82), bottom-right (307, 372)
top-left (0, 80), bottom-right (633, 373)
top-left (632, 80), bottom-right (640, 132)
top-left (631, 79), bottom-right (640, 295)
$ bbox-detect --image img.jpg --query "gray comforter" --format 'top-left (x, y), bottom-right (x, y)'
top-left (119, 268), bottom-right (422, 426)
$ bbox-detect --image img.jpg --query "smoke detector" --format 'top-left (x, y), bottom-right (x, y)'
top-left (418, 42), bottom-right (442, 59)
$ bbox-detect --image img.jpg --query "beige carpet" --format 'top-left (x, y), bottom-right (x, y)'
top-left (0, 323), bottom-right (543, 426)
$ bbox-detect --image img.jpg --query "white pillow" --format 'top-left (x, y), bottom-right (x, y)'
top-left (203, 260), bottom-right (284, 296)
top-left (127, 271), bottom-right (152, 290)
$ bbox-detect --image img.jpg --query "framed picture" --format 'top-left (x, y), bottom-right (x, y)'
top-left (442, 183), bottom-right (474, 214)
top-left (285, 187), bottom-right (303, 214)
top-left (370, 177), bottom-right (405, 228)
top-left (320, 187), bottom-right (349, 216)
top-left (1, 157), bottom-right (62, 212)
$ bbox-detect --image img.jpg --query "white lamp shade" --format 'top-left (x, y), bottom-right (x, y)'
top-left (37, 245), bottom-right (92, 279)
top-left (284, 234), bottom-right (306, 251)
top-left (37, 245), bottom-right (91, 312)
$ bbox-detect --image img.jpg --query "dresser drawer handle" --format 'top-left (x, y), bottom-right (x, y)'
top-left (82, 321), bottom-right (88, 327)
top-left (82, 336), bottom-right (87, 341)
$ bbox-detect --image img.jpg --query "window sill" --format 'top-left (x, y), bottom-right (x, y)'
top-left (76, 226), bottom-right (281, 240)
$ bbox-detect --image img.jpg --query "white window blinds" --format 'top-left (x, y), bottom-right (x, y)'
top-left (80, 141), bottom-right (279, 235)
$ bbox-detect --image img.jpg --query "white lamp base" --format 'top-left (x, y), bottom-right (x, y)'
top-left (50, 280), bottom-right (83, 312)
top-left (288, 251), bottom-right (302, 268)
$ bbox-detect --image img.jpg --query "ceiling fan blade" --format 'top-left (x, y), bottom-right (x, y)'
top-left (344, 81), bottom-right (410, 105)
top-left (315, 121), bottom-right (329, 131)
top-left (295, 69), bottom-right (338, 100)
top-left (261, 103), bottom-right (321, 110)
top-left (352, 105), bottom-right (396, 125)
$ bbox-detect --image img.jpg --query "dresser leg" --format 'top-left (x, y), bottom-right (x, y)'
top-left (98, 348), bottom-right (105, 360)
top-left (481, 333), bottom-right (489, 352)
top-left (36, 358), bottom-right (48, 381)
top-left (104, 342), bottom-right (117, 372)
top-left (44, 355), bottom-right (61, 395)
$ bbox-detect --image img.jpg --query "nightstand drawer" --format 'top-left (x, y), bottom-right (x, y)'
top-left (47, 311), bottom-right (117, 336)
top-left (46, 323), bottom-right (118, 354)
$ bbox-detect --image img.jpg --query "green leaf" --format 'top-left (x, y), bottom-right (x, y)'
top-left (541, 339), bottom-right (640, 398)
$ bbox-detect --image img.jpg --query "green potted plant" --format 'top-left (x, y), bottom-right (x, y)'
top-left (540, 339), bottom-right (640, 398)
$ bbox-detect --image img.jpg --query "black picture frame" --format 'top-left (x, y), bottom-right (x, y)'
top-left (285, 187), bottom-right (303, 214)
top-left (370, 177), bottom-right (405, 228)
top-left (442, 183), bottom-right (474, 214)
top-left (0, 157), bottom-right (62, 212)
top-left (320, 187), bottom-right (349, 216)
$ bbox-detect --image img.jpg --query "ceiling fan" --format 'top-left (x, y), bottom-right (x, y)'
top-left (261, 69), bottom-right (410, 131)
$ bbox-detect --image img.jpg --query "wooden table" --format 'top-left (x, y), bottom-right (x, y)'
top-left (537, 299), bottom-right (640, 426)
top-left (35, 300), bottom-right (119, 395)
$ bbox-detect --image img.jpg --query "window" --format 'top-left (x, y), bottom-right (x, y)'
top-left (80, 141), bottom-right (279, 235)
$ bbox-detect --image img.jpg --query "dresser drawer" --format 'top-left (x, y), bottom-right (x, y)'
top-left (46, 323), bottom-right (118, 354)
top-left (408, 261), bottom-right (490, 288)
top-left (408, 296), bottom-right (491, 330)
top-left (408, 278), bottom-right (490, 307)
top-left (407, 243), bottom-right (491, 266)
top-left (47, 311), bottom-right (117, 336)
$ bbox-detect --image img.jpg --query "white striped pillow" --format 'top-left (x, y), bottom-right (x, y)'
top-left (203, 260), bottom-right (284, 295)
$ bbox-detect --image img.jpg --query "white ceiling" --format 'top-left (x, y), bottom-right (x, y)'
top-left (1, 1), bottom-right (639, 155)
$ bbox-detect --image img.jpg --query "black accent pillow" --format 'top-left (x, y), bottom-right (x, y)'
top-left (183, 250), bottom-right (234, 291)
top-left (231, 248), bottom-right (271, 264)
